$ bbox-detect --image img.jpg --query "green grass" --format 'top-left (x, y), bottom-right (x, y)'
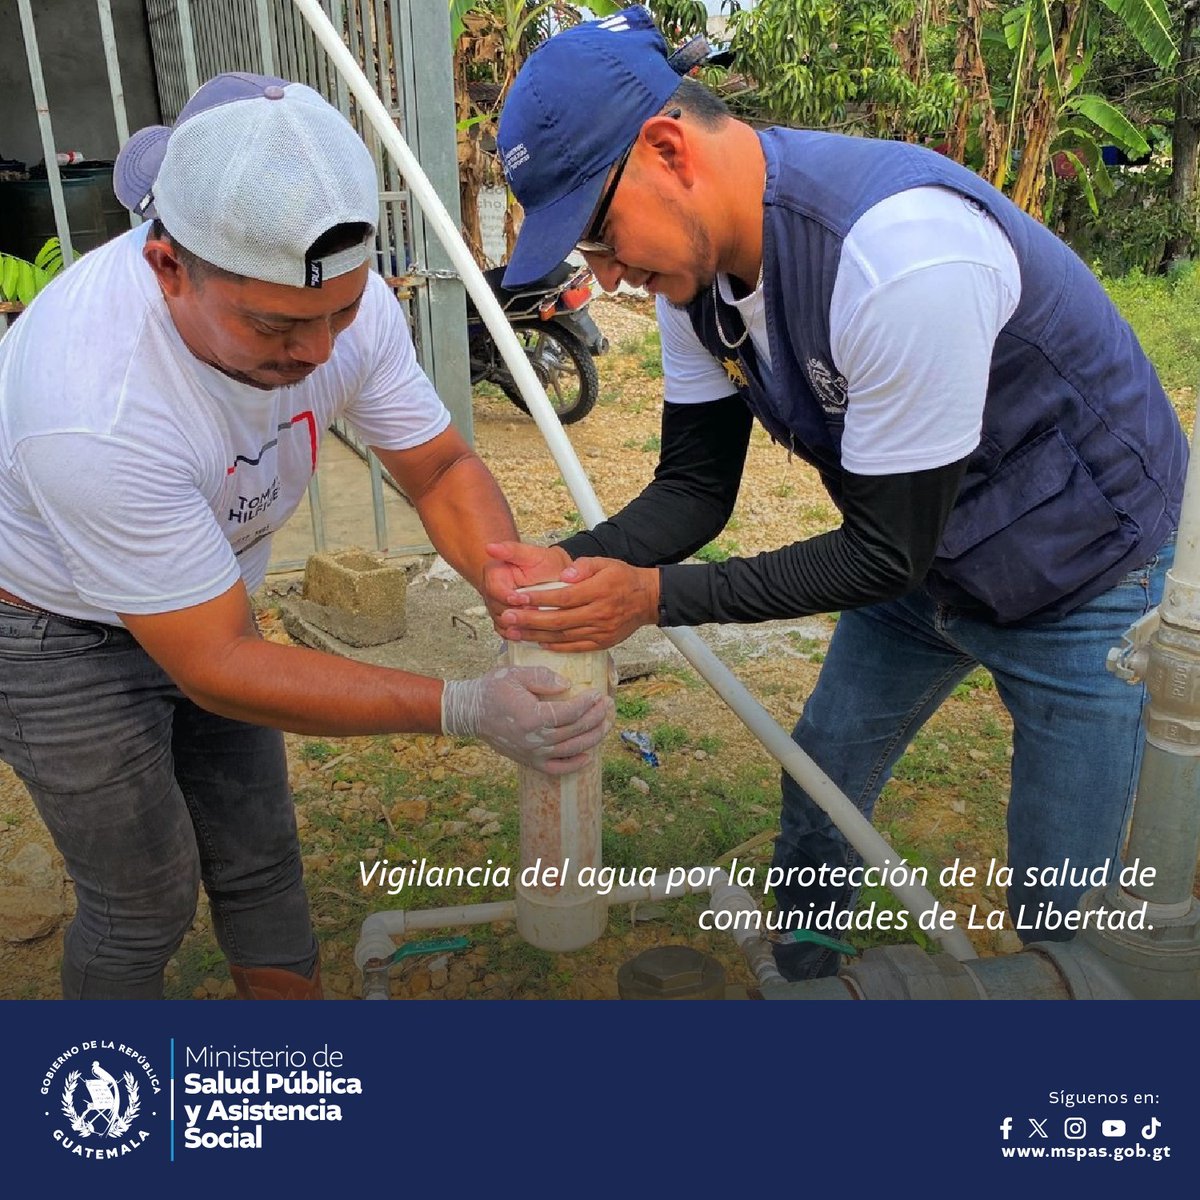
top-left (651, 723), bottom-right (689, 753)
top-left (695, 540), bottom-right (740, 563)
top-left (1105, 268), bottom-right (1200, 411)
top-left (951, 667), bottom-right (995, 699)
top-left (615, 694), bottom-right (651, 720)
top-left (299, 739), bottom-right (338, 763)
top-left (785, 632), bottom-right (828, 663)
top-left (635, 330), bottom-right (663, 378)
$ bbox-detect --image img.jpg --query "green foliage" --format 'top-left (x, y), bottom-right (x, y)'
top-left (987, 0), bottom-right (1175, 209)
top-left (615, 694), bottom-right (652, 720)
top-left (952, 668), bottom-right (996, 700)
top-left (724, 0), bottom-right (962, 138)
top-left (695, 540), bottom-right (737, 562)
top-left (1102, 265), bottom-right (1200, 394)
top-left (649, 0), bottom-right (710, 40)
top-left (651, 723), bottom-right (690, 752)
top-left (1094, 0), bottom-right (1177, 69)
top-left (785, 632), bottom-right (827, 663)
top-left (1062, 148), bottom-right (1195, 276)
top-left (0, 238), bottom-right (64, 306)
top-left (633, 329), bottom-right (663, 378)
top-left (299, 739), bottom-right (338, 763)
top-left (450, 0), bottom-right (622, 46)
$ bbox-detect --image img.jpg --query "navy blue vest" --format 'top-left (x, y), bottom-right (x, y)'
top-left (688, 129), bottom-right (1187, 624)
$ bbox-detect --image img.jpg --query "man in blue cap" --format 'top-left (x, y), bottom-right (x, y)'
top-left (485, 7), bottom-right (1187, 979)
top-left (0, 73), bottom-right (612, 999)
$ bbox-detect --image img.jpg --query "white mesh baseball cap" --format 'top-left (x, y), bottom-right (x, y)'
top-left (114, 72), bottom-right (378, 287)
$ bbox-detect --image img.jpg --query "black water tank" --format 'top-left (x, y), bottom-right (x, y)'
top-left (0, 174), bottom-right (107, 262)
top-left (59, 162), bottom-right (127, 242)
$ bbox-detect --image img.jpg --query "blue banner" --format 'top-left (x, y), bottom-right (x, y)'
top-left (2, 999), bottom-right (1194, 1193)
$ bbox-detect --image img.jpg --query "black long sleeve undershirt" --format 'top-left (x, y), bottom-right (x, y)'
top-left (556, 394), bottom-right (969, 627)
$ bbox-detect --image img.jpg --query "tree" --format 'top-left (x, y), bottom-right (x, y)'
top-left (722, 0), bottom-right (963, 139)
top-left (1168, 0), bottom-right (1200, 259)
top-left (976, 0), bottom-right (1176, 218)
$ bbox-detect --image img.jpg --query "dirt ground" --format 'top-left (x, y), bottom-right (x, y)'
top-left (0, 294), bottom-right (1193, 1000)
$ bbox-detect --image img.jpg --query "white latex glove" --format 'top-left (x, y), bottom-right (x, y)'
top-left (441, 664), bottom-right (614, 775)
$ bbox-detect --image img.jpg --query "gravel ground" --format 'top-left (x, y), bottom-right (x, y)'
top-left (473, 292), bottom-right (840, 553)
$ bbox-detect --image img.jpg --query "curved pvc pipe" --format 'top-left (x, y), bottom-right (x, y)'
top-left (292, 0), bottom-right (975, 963)
top-left (355, 901), bottom-right (517, 970)
top-left (353, 872), bottom-right (783, 989)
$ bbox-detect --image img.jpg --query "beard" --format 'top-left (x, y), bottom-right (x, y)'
top-left (655, 194), bottom-right (717, 308)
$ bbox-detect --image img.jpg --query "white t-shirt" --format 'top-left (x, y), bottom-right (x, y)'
top-left (657, 185), bottom-right (1022, 474)
top-left (0, 226), bottom-right (450, 623)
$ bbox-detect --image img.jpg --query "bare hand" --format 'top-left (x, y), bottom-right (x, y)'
top-left (495, 557), bottom-right (660, 651)
top-left (482, 541), bottom-right (573, 622)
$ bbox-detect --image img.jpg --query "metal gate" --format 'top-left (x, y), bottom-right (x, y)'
top-left (11, 0), bottom-right (467, 567)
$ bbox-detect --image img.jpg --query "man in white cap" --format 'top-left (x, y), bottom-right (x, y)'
top-left (0, 73), bottom-right (612, 1000)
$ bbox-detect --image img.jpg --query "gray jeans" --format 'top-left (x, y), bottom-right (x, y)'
top-left (0, 602), bottom-right (317, 998)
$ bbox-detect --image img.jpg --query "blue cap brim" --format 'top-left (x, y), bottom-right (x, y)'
top-left (113, 124), bottom-right (171, 217)
top-left (502, 168), bottom-right (608, 288)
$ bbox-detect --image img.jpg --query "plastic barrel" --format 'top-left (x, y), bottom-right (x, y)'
top-left (60, 162), bottom-right (128, 242)
top-left (0, 175), bottom-right (107, 262)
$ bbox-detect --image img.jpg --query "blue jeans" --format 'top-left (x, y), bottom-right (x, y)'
top-left (0, 604), bottom-right (317, 999)
top-left (772, 537), bottom-right (1174, 980)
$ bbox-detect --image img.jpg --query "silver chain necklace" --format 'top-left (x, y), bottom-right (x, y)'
top-left (711, 264), bottom-right (764, 351)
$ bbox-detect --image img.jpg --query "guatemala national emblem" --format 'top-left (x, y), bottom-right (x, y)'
top-left (62, 1061), bottom-right (140, 1137)
top-left (43, 1042), bottom-right (160, 1159)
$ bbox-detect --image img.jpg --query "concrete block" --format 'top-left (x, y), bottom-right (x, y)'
top-left (300, 549), bottom-right (410, 645)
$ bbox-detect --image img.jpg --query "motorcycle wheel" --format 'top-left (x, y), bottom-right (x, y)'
top-left (494, 321), bottom-right (599, 425)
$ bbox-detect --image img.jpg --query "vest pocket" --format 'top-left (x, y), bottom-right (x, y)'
top-left (935, 427), bottom-right (1136, 623)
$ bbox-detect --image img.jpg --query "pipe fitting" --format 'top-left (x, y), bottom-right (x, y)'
top-left (1159, 567), bottom-right (1200, 635)
top-left (1143, 620), bottom-right (1200, 752)
top-left (355, 913), bottom-right (405, 971)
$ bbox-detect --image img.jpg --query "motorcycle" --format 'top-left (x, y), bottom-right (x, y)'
top-left (467, 261), bottom-right (606, 425)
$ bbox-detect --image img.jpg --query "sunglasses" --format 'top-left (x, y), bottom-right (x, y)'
top-left (575, 108), bottom-right (682, 257)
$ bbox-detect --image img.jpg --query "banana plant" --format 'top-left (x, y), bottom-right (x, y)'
top-left (995, 0), bottom-right (1175, 216)
top-left (0, 237), bottom-right (64, 307)
top-left (450, 1), bottom-right (624, 48)
top-left (450, 1), bottom-right (624, 265)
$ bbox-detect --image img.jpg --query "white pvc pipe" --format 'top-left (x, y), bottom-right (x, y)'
top-left (1155, 419), bottom-right (1200, 636)
top-left (1167, 419), bottom-right (1200, 601)
top-left (289, 0), bottom-right (975, 963)
top-left (290, 0), bottom-right (596, 512)
top-left (353, 872), bottom-right (784, 988)
top-left (355, 900), bottom-right (517, 970)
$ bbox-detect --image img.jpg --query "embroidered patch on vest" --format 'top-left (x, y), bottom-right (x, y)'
top-left (805, 357), bottom-right (848, 414)
top-left (721, 357), bottom-right (749, 389)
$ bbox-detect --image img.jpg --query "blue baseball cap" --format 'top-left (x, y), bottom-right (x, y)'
top-left (497, 6), bottom-right (685, 286)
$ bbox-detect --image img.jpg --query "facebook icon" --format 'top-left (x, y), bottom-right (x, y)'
top-left (1000, 1117), bottom-right (1013, 1140)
